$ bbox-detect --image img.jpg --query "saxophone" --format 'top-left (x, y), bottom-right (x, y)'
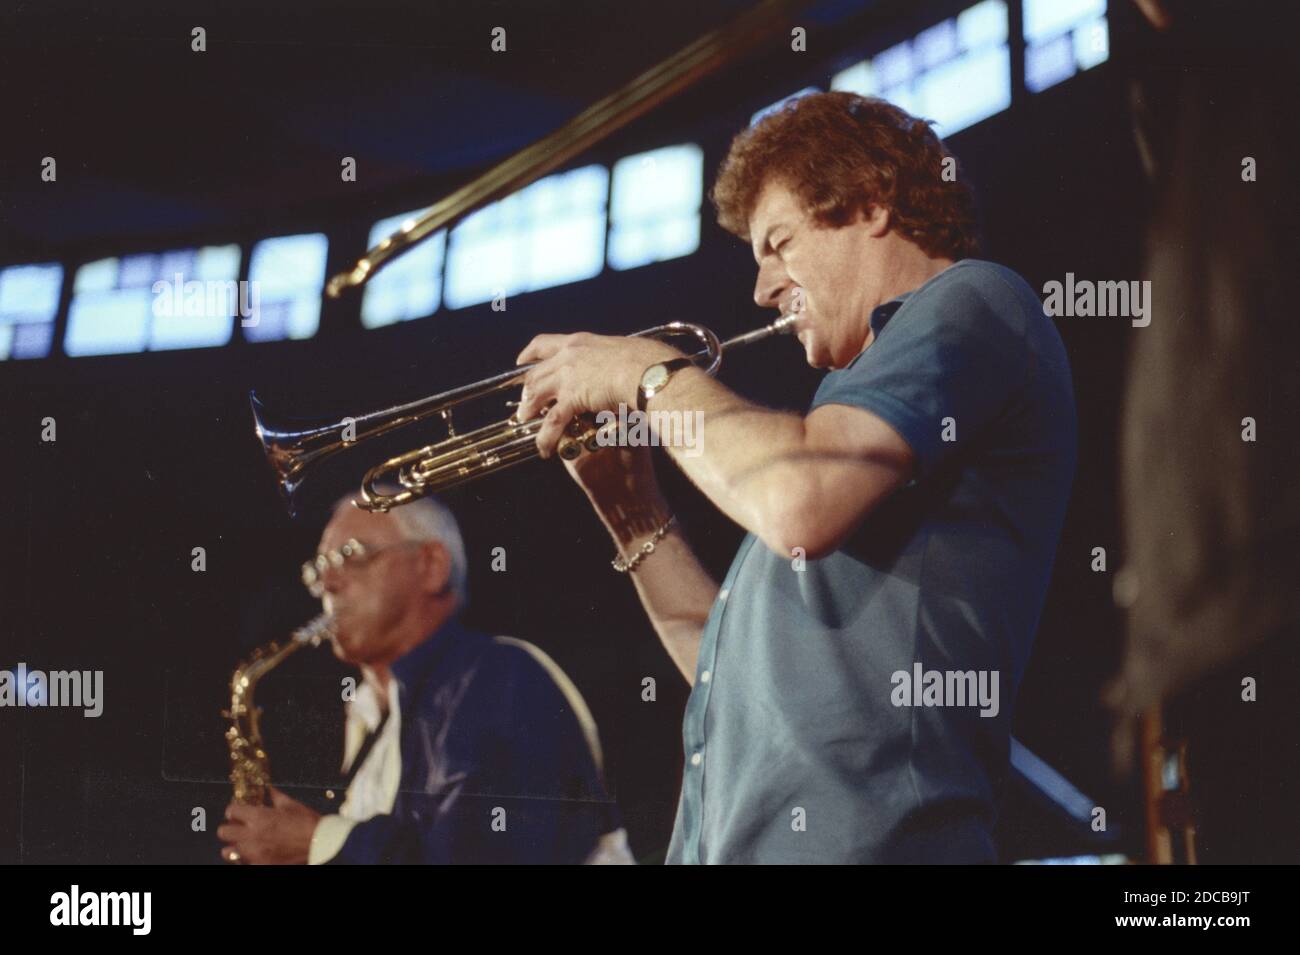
top-left (224, 613), bottom-right (334, 806)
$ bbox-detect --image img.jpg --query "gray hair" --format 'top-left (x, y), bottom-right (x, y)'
top-left (333, 489), bottom-right (469, 606)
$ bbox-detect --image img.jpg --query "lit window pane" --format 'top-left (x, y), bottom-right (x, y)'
top-left (360, 211), bottom-right (446, 329)
top-left (609, 145), bottom-right (703, 271)
top-left (65, 245), bottom-right (240, 356)
top-left (65, 270), bottom-right (151, 356)
top-left (611, 146), bottom-right (702, 222)
top-left (958, 0), bottom-right (1009, 48)
top-left (1075, 16), bottom-right (1109, 71)
top-left (833, 2), bottom-right (1010, 139)
top-left (1026, 33), bottom-right (1077, 92)
top-left (0, 263), bottom-right (62, 360)
top-left (245, 233), bottom-right (328, 341)
top-left (1024, 1), bottom-right (1108, 92)
top-left (830, 60), bottom-right (877, 96)
top-left (609, 214), bottom-right (702, 271)
top-left (73, 258), bottom-right (117, 293)
top-left (875, 42), bottom-right (914, 88)
top-left (445, 165), bottom-right (608, 309)
top-left (527, 214), bottom-right (606, 291)
top-left (1023, 0), bottom-right (1106, 42)
top-left (196, 245), bottom-right (241, 281)
top-left (150, 245), bottom-right (242, 351)
top-left (915, 20), bottom-right (958, 70)
top-left (916, 44), bottom-right (1012, 137)
top-left (445, 215), bottom-right (526, 309)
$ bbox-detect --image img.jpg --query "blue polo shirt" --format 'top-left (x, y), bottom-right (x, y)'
top-left (666, 259), bottom-right (1076, 863)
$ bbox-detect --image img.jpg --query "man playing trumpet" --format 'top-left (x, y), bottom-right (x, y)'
top-left (514, 93), bottom-right (1077, 863)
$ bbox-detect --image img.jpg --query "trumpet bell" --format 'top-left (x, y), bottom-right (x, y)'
top-left (250, 392), bottom-right (344, 515)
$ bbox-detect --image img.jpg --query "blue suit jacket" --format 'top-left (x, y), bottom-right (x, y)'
top-left (327, 617), bottom-right (620, 864)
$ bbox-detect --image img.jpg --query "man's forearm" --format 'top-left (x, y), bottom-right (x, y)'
top-left (589, 488), bottom-right (715, 683)
top-left (645, 366), bottom-right (809, 552)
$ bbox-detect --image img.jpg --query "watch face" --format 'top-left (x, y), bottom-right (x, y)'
top-left (642, 363), bottom-right (670, 392)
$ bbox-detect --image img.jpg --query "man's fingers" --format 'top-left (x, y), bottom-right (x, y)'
top-left (268, 786), bottom-right (293, 808)
top-left (516, 334), bottom-right (569, 366)
top-left (517, 366), bottom-right (558, 422)
top-left (216, 822), bottom-right (245, 842)
top-left (535, 401), bottom-right (575, 459)
top-left (225, 803), bottom-right (260, 825)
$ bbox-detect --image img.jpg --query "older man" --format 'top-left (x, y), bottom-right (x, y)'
top-left (514, 92), bottom-right (1077, 863)
top-left (218, 492), bottom-right (630, 864)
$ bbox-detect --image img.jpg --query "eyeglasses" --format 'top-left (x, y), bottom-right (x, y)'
top-left (301, 538), bottom-right (421, 597)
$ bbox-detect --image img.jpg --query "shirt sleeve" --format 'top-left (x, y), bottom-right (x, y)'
top-left (812, 264), bottom-right (1032, 479)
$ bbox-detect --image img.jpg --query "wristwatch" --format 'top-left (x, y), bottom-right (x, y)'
top-left (637, 358), bottom-right (694, 412)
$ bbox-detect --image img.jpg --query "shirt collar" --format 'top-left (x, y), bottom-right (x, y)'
top-left (839, 293), bottom-right (913, 374)
top-left (867, 260), bottom-right (968, 337)
top-left (349, 676), bottom-right (395, 733)
top-left (869, 292), bottom-right (912, 335)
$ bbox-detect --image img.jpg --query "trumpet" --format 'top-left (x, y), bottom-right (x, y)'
top-left (251, 314), bottom-right (799, 514)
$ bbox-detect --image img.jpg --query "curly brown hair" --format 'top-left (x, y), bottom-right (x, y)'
top-left (711, 92), bottom-right (980, 260)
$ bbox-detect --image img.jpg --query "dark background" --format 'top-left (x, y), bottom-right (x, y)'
top-left (1, 0), bottom-right (1152, 862)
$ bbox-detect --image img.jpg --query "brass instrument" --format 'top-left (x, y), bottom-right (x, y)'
top-left (251, 314), bottom-right (799, 514)
top-left (224, 613), bottom-right (334, 806)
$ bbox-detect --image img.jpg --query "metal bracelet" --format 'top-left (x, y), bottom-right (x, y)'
top-left (612, 515), bottom-right (677, 574)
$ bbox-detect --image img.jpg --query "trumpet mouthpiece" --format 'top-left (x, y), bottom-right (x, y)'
top-left (772, 312), bottom-right (800, 334)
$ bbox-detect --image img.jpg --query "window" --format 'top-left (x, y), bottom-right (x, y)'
top-left (1024, 0), bottom-right (1108, 93)
top-left (0, 263), bottom-right (62, 360)
top-left (360, 212), bottom-right (446, 329)
top-left (832, 0), bottom-right (1011, 139)
top-left (444, 165), bottom-right (608, 310)
top-left (244, 233), bottom-right (329, 342)
top-left (65, 245), bottom-right (241, 356)
top-left (608, 145), bottom-right (704, 271)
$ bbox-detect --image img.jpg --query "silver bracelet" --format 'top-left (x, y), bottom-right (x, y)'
top-left (612, 515), bottom-right (677, 574)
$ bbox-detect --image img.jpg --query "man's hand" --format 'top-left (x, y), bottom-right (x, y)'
top-left (218, 786), bottom-right (321, 865)
top-left (514, 332), bottom-right (682, 458)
